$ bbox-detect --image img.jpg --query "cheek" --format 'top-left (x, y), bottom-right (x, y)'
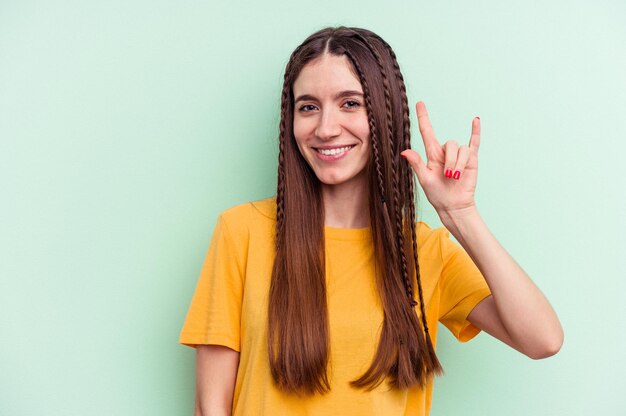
top-left (359, 123), bottom-right (371, 149)
top-left (292, 118), bottom-right (310, 146)
top-left (356, 114), bottom-right (370, 141)
top-left (292, 123), bottom-right (309, 159)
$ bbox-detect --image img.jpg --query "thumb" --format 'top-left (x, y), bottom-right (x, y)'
top-left (400, 149), bottom-right (427, 179)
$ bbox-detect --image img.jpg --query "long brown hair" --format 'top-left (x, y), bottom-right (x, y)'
top-left (268, 26), bottom-right (442, 396)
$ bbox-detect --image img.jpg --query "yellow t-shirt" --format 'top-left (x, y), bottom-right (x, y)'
top-left (179, 198), bottom-right (491, 415)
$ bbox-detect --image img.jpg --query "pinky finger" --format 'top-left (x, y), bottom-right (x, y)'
top-left (469, 116), bottom-right (481, 152)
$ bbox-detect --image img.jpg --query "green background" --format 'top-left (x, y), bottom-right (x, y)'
top-left (1, 1), bottom-right (624, 414)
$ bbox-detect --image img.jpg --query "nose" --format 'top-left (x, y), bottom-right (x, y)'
top-left (315, 109), bottom-right (342, 141)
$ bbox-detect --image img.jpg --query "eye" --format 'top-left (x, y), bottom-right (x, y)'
top-left (298, 104), bottom-right (317, 112)
top-left (343, 100), bottom-right (361, 108)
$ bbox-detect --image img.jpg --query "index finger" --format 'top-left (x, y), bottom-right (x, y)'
top-left (415, 101), bottom-right (440, 151)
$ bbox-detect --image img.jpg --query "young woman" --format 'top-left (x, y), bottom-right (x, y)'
top-left (180, 26), bottom-right (563, 416)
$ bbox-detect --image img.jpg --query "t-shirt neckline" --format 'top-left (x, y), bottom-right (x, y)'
top-left (324, 225), bottom-right (372, 241)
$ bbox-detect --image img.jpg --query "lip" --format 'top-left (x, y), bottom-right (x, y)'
top-left (313, 144), bottom-right (356, 161)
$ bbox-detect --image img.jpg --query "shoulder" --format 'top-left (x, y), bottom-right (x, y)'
top-left (415, 221), bottom-right (451, 261)
top-left (219, 196), bottom-right (276, 220)
top-left (217, 196), bottom-right (276, 236)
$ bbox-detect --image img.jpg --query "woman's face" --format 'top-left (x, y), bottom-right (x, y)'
top-left (292, 54), bottom-right (371, 191)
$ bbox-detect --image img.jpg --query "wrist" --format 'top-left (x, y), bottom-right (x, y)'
top-left (438, 205), bottom-right (481, 230)
top-left (437, 205), bottom-right (485, 252)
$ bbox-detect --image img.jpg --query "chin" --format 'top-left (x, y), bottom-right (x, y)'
top-left (308, 162), bottom-right (368, 189)
top-left (315, 173), bottom-right (357, 187)
top-left (317, 177), bottom-right (344, 186)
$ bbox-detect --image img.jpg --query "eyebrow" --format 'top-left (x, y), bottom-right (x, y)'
top-left (294, 90), bottom-right (364, 104)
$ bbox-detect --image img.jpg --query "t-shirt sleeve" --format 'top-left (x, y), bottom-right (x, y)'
top-left (437, 228), bottom-right (492, 342)
top-left (178, 215), bottom-right (244, 351)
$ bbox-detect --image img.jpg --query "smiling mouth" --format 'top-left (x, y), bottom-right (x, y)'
top-left (314, 145), bottom-right (356, 156)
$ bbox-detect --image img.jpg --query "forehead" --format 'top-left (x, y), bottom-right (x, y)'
top-left (292, 54), bottom-right (363, 96)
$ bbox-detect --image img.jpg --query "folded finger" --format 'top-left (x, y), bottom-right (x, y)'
top-left (443, 140), bottom-right (459, 178)
top-left (452, 145), bottom-right (470, 180)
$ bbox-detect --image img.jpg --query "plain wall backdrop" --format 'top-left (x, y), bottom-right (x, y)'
top-left (1, 1), bottom-right (624, 415)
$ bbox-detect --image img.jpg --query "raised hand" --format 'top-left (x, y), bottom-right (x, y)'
top-left (401, 101), bottom-right (481, 216)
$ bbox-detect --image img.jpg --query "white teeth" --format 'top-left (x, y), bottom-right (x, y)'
top-left (317, 145), bottom-right (353, 156)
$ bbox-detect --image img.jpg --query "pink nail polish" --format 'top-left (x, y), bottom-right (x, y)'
top-left (453, 170), bottom-right (461, 180)
top-left (445, 169), bottom-right (452, 178)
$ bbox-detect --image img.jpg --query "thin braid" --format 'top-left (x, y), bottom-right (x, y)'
top-left (276, 44), bottom-right (304, 248)
top-left (378, 37), bottom-right (433, 337)
top-left (276, 78), bottom-right (289, 248)
top-left (343, 50), bottom-right (385, 201)
top-left (353, 33), bottom-right (414, 306)
top-left (395, 183), bottom-right (413, 303)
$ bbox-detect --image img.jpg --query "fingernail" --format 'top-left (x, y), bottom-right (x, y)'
top-left (445, 168), bottom-right (453, 178)
top-left (453, 170), bottom-right (461, 180)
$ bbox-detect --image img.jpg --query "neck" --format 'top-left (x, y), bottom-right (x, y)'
top-left (321, 179), bottom-right (369, 228)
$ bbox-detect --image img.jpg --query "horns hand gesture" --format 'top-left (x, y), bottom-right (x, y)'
top-left (401, 101), bottom-right (481, 215)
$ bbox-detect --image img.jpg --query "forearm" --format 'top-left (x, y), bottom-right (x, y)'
top-left (195, 402), bottom-right (230, 416)
top-left (194, 345), bottom-right (238, 416)
top-left (195, 396), bottom-right (230, 416)
top-left (439, 206), bottom-right (563, 357)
